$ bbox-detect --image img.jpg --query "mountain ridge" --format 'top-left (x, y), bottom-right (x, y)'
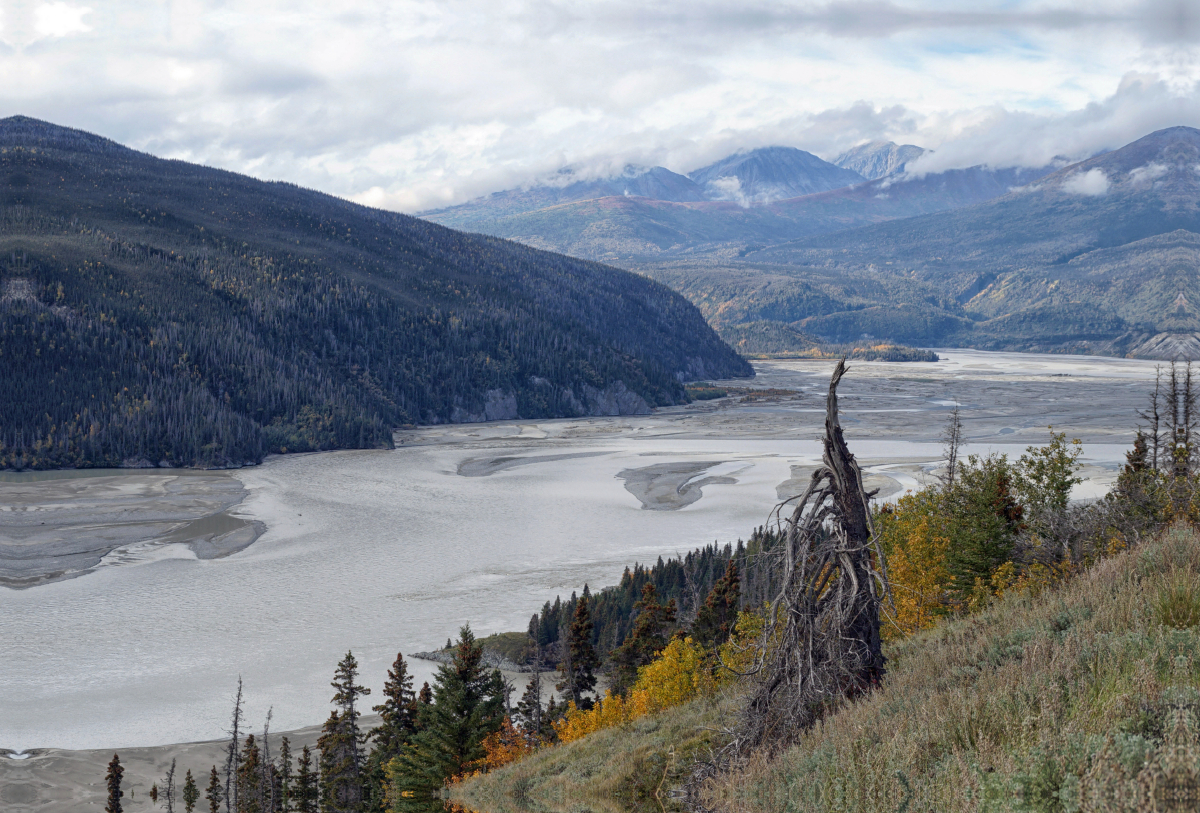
top-left (0, 116), bottom-right (751, 470)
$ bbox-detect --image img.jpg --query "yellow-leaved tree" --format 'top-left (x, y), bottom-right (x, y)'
top-left (877, 490), bottom-right (954, 638)
top-left (554, 636), bottom-right (713, 743)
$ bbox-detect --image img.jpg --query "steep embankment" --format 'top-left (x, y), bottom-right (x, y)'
top-left (0, 116), bottom-right (750, 470)
top-left (455, 525), bottom-right (1200, 812)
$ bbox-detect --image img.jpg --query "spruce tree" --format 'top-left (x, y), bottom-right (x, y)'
top-left (515, 667), bottom-right (544, 738)
top-left (318, 711), bottom-right (343, 812)
top-left (692, 560), bottom-right (740, 648)
top-left (277, 737), bottom-right (293, 813)
top-left (205, 766), bottom-right (223, 813)
top-left (392, 625), bottom-right (506, 793)
top-left (372, 651), bottom-right (417, 755)
top-left (611, 583), bottom-right (677, 693)
top-left (225, 677), bottom-right (245, 813)
top-left (556, 594), bottom-right (599, 708)
top-left (295, 746), bottom-right (316, 813)
top-left (237, 734), bottom-right (262, 813)
top-left (162, 759), bottom-right (177, 813)
top-left (320, 651), bottom-right (371, 812)
top-left (367, 652), bottom-right (417, 810)
top-left (105, 754), bottom-right (124, 813)
top-left (183, 769), bottom-right (199, 813)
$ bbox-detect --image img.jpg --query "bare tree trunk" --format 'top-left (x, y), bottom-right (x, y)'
top-left (261, 709), bottom-right (274, 813)
top-left (224, 677), bottom-right (243, 813)
top-left (940, 402), bottom-right (963, 486)
top-left (1142, 368), bottom-right (1162, 472)
top-left (730, 359), bottom-right (888, 756)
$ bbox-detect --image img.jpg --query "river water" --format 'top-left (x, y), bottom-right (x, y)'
top-left (0, 350), bottom-right (1164, 750)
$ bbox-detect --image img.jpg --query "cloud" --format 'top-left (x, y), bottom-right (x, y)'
top-left (0, 0), bottom-right (1197, 211)
top-left (1061, 168), bottom-right (1110, 195)
top-left (33, 3), bottom-right (92, 38)
top-left (1129, 161), bottom-right (1168, 185)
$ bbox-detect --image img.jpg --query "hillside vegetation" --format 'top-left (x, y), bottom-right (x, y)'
top-left (451, 522), bottom-right (1200, 813)
top-left (0, 117), bottom-right (750, 470)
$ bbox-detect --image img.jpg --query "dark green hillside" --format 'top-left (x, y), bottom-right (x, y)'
top-left (0, 117), bottom-right (750, 470)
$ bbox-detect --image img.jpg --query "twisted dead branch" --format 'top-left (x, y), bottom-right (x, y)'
top-left (702, 360), bottom-right (889, 782)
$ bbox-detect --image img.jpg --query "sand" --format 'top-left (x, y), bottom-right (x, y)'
top-left (0, 470), bottom-right (264, 588)
top-left (0, 718), bottom-right (364, 813)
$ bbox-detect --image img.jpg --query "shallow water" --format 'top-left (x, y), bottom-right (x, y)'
top-left (0, 349), bottom-right (1163, 750)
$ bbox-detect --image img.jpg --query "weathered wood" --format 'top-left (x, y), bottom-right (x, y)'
top-left (729, 358), bottom-right (888, 755)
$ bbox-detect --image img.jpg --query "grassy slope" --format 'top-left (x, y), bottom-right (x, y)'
top-left (455, 525), bottom-right (1200, 812)
top-left (452, 690), bottom-right (738, 813)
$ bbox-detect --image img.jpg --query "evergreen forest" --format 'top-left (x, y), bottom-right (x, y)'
top-left (0, 117), bottom-right (750, 470)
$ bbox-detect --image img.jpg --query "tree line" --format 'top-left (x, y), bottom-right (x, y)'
top-left (0, 120), bottom-right (751, 470)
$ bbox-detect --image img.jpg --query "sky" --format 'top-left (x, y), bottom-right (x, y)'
top-left (1, 0), bottom-right (1199, 212)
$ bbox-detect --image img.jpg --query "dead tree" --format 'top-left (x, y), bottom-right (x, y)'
top-left (224, 677), bottom-right (243, 813)
top-left (939, 402), bottom-right (963, 486)
top-left (733, 358), bottom-right (888, 754)
top-left (1138, 368), bottom-right (1163, 473)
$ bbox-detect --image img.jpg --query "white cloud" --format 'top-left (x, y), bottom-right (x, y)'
top-left (33, 2), bottom-right (92, 38)
top-left (0, 0), bottom-right (1197, 210)
top-left (1061, 168), bottom-right (1110, 195)
top-left (1129, 161), bottom-right (1168, 185)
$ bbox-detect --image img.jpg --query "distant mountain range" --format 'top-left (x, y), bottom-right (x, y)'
top-left (0, 116), bottom-right (749, 470)
top-left (688, 146), bottom-right (865, 204)
top-left (423, 144), bottom-right (886, 233)
top-left (421, 127), bottom-right (1200, 359)
top-left (420, 141), bottom-right (1055, 265)
top-left (834, 141), bottom-right (926, 180)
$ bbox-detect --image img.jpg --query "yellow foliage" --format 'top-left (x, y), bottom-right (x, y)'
top-left (878, 505), bottom-right (953, 639)
top-left (718, 609), bottom-right (767, 676)
top-left (553, 636), bottom-right (713, 744)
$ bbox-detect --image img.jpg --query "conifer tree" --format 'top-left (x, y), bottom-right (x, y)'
top-left (205, 766), bottom-right (223, 813)
top-left (162, 759), bottom-right (177, 813)
top-left (318, 711), bottom-right (342, 812)
top-left (225, 677), bottom-right (245, 813)
top-left (692, 561), bottom-right (740, 648)
top-left (944, 455), bottom-right (1024, 600)
top-left (611, 583), bottom-right (677, 693)
top-left (367, 652), bottom-right (417, 810)
top-left (515, 667), bottom-right (545, 738)
top-left (556, 592), bottom-right (599, 708)
top-left (417, 682), bottom-right (433, 706)
top-left (392, 625), bottom-right (506, 793)
top-left (295, 746), bottom-right (315, 813)
top-left (183, 769), bottom-right (199, 813)
top-left (237, 734), bottom-right (262, 813)
top-left (372, 652), bottom-right (417, 756)
top-left (320, 651), bottom-right (371, 812)
top-left (277, 737), bottom-right (293, 813)
top-left (105, 754), bottom-right (124, 813)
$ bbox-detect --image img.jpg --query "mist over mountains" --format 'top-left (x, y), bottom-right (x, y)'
top-left (422, 127), bottom-right (1200, 359)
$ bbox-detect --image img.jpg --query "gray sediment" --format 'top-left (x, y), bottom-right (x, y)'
top-left (0, 471), bottom-right (263, 588)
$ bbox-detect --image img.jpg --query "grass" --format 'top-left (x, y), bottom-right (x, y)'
top-left (455, 525), bottom-right (1200, 812)
top-left (451, 688), bottom-right (739, 813)
top-left (706, 524), bottom-right (1200, 812)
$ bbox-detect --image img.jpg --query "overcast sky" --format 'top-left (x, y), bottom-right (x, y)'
top-left (1, 0), bottom-right (1198, 211)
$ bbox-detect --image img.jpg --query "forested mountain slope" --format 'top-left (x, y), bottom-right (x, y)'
top-left (0, 117), bottom-right (750, 470)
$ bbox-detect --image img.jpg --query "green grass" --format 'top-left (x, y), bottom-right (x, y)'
top-left (451, 689), bottom-right (738, 813)
top-left (708, 525), bottom-right (1200, 812)
top-left (455, 526), bottom-right (1200, 812)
